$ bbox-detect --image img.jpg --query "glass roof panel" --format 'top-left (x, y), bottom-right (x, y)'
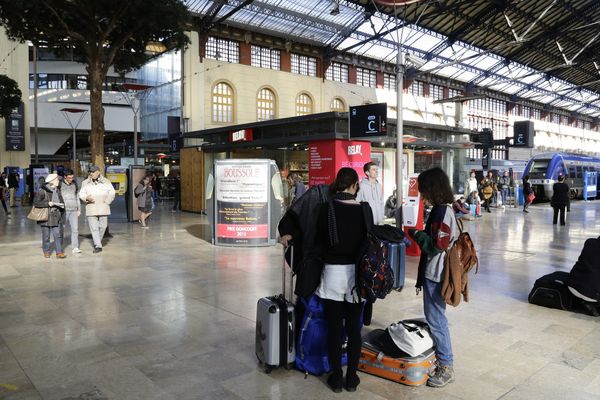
top-left (499, 83), bottom-right (522, 94)
top-left (465, 54), bottom-right (499, 70)
top-left (182, 0), bottom-right (600, 116)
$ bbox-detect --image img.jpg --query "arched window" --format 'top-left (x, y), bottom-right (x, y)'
top-left (296, 92), bottom-right (313, 116)
top-left (330, 97), bottom-right (346, 112)
top-left (212, 82), bottom-right (234, 123)
top-left (257, 88), bottom-right (276, 121)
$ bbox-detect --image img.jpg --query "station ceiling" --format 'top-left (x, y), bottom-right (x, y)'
top-left (184, 0), bottom-right (600, 118)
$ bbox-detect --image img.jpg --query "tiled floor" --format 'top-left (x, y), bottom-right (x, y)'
top-left (0, 200), bottom-right (599, 400)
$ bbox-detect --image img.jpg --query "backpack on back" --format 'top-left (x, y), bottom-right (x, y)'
top-left (441, 219), bottom-right (479, 306)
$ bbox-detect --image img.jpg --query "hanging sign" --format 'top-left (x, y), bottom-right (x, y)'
top-left (5, 102), bottom-right (25, 151)
top-left (349, 103), bottom-right (387, 138)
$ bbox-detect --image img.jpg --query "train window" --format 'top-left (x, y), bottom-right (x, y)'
top-left (529, 159), bottom-right (550, 174)
top-left (576, 166), bottom-right (583, 178)
top-left (568, 166), bottom-right (576, 177)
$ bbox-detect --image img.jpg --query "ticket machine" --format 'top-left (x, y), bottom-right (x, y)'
top-left (403, 174), bottom-right (424, 257)
top-left (107, 166), bottom-right (128, 222)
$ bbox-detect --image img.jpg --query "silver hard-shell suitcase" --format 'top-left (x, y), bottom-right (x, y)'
top-left (255, 245), bottom-right (295, 372)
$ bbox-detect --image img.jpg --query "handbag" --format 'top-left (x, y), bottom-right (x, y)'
top-left (527, 192), bottom-right (536, 203)
top-left (385, 319), bottom-right (434, 357)
top-left (27, 206), bottom-right (49, 222)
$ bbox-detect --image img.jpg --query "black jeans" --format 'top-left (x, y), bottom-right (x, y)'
top-left (172, 192), bottom-right (180, 210)
top-left (553, 205), bottom-right (566, 225)
top-left (0, 190), bottom-right (7, 213)
top-left (483, 198), bottom-right (491, 212)
top-left (323, 299), bottom-right (362, 379)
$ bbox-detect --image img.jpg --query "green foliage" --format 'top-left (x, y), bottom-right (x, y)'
top-left (0, 74), bottom-right (22, 119)
top-left (0, 0), bottom-right (190, 74)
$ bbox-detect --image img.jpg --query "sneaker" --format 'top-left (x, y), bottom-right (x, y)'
top-left (56, 253), bottom-right (67, 259)
top-left (72, 248), bottom-right (82, 254)
top-left (43, 252), bottom-right (51, 258)
top-left (141, 226), bottom-right (149, 229)
top-left (93, 247), bottom-right (103, 254)
top-left (427, 364), bottom-right (454, 388)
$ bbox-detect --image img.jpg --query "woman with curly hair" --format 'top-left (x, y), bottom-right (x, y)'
top-left (407, 167), bottom-right (460, 388)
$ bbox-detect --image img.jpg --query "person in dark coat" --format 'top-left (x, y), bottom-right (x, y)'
top-left (314, 168), bottom-right (370, 393)
top-left (278, 183), bottom-right (330, 298)
top-left (551, 175), bottom-right (569, 225)
top-left (523, 175), bottom-right (533, 213)
top-left (34, 173), bottom-right (66, 258)
top-left (134, 176), bottom-right (154, 228)
top-left (568, 237), bottom-right (600, 315)
top-left (171, 172), bottom-right (181, 212)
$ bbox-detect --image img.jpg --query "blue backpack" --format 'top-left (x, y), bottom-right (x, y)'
top-left (295, 295), bottom-right (350, 376)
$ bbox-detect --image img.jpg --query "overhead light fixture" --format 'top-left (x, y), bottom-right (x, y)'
top-left (330, 0), bottom-right (340, 15)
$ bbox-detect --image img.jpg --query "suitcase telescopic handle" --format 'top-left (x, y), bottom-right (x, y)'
top-left (282, 244), bottom-right (294, 301)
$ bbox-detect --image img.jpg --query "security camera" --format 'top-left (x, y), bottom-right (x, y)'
top-left (405, 53), bottom-right (426, 69)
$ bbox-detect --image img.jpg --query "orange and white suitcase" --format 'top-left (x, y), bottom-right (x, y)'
top-left (358, 329), bottom-right (436, 386)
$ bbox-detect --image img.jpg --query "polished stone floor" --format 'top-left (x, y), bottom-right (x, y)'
top-left (0, 200), bottom-right (599, 400)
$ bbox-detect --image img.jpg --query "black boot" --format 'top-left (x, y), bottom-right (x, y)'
top-left (345, 372), bottom-right (361, 392)
top-left (327, 370), bottom-right (343, 393)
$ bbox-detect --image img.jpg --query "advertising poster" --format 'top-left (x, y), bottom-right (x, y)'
top-left (215, 161), bottom-right (270, 245)
top-left (32, 167), bottom-right (49, 194)
top-left (308, 140), bottom-right (336, 186)
top-left (309, 140), bottom-right (371, 186)
top-left (5, 102), bottom-right (25, 151)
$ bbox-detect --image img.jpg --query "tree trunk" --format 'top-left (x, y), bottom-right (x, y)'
top-left (88, 61), bottom-right (106, 172)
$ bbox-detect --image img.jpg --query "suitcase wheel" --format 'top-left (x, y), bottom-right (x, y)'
top-left (264, 365), bottom-right (273, 374)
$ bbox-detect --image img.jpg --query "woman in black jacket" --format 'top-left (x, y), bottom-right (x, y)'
top-left (551, 175), bottom-right (569, 225)
top-left (315, 168), bottom-right (371, 393)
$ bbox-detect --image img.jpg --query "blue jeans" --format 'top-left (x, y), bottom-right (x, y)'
top-left (501, 188), bottom-right (509, 205)
top-left (65, 211), bottom-right (79, 249)
top-left (41, 226), bottom-right (63, 254)
top-left (423, 278), bottom-right (453, 366)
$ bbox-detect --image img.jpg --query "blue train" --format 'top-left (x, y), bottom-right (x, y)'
top-left (523, 153), bottom-right (600, 199)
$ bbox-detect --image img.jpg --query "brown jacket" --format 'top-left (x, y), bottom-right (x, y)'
top-left (441, 230), bottom-right (478, 306)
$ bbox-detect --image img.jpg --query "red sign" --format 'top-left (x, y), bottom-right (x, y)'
top-left (408, 176), bottom-right (419, 197)
top-left (217, 224), bottom-right (268, 239)
top-left (309, 140), bottom-right (371, 186)
top-left (229, 129), bottom-right (253, 142)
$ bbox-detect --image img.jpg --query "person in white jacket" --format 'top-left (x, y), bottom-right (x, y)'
top-left (79, 166), bottom-right (115, 253)
top-left (465, 171), bottom-right (478, 196)
top-left (356, 162), bottom-right (384, 224)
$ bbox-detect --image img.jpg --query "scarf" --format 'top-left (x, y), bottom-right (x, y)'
top-left (327, 191), bottom-right (356, 247)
